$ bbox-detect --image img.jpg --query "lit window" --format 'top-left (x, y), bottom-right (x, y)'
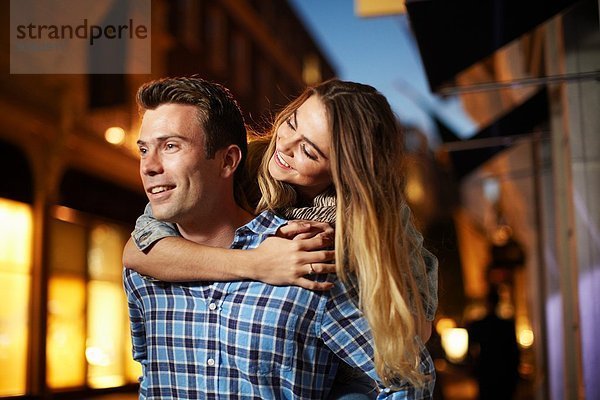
top-left (87, 281), bottom-right (127, 388)
top-left (0, 198), bottom-right (32, 396)
top-left (46, 213), bottom-right (141, 392)
top-left (47, 219), bottom-right (87, 389)
top-left (47, 277), bottom-right (86, 388)
top-left (87, 223), bottom-right (139, 388)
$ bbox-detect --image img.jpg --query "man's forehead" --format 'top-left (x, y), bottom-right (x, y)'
top-left (138, 104), bottom-right (205, 142)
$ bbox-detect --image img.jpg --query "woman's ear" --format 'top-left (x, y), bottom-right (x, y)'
top-left (220, 144), bottom-right (243, 178)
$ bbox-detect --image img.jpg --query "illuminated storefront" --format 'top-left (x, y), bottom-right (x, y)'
top-left (0, 199), bottom-right (32, 396)
top-left (45, 210), bottom-right (141, 391)
top-left (0, 139), bottom-right (144, 398)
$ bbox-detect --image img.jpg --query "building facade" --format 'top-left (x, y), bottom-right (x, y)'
top-left (0, 0), bottom-right (335, 398)
top-left (406, 0), bottom-right (599, 398)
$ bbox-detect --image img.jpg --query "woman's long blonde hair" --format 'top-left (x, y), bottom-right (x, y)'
top-left (257, 79), bottom-right (430, 387)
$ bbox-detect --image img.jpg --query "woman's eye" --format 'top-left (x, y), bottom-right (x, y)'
top-left (286, 117), bottom-right (295, 130)
top-left (302, 144), bottom-right (317, 160)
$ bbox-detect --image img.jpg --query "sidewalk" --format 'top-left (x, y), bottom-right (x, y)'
top-left (84, 393), bottom-right (137, 400)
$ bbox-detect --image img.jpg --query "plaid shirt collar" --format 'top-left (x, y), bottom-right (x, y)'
top-left (231, 210), bottom-right (286, 248)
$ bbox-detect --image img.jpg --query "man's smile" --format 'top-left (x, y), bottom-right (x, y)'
top-left (147, 185), bottom-right (176, 196)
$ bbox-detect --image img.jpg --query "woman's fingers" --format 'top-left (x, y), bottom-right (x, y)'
top-left (295, 277), bottom-right (334, 291)
top-left (277, 220), bottom-right (334, 239)
top-left (296, 235), bottom-right (334, 252)
top-left (298, 220), bottom-right (334, 237)
top-left (292, 232), bottom-right (319, 240)
top-left (252, 234), bottom-right (336, 291)
top-left (277, 221), bottom-right (312, 238)
top-left (295, 249), bottom-right (335, 265)
top-left (306, 262), bottom-right (336, 274)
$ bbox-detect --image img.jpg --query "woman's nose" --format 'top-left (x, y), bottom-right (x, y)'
top-left (277, 128), bottom-right (296, 154)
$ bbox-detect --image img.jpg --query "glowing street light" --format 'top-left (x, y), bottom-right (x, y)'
top-left (441, 328), bottom-right (469, 363)
top-left (104, 127), bottom-right (126, 145)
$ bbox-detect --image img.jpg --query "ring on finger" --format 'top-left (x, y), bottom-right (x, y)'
top-left (309, 263), bottom-right (315, 274)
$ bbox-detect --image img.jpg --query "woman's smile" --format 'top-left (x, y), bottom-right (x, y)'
top-left (274, 150), bottom-right (292, 169)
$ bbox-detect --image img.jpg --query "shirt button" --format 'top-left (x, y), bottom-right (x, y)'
top-left (208, 303), bottom-right (217, 311)
top-left (207, 358), bottom-right (215, 366)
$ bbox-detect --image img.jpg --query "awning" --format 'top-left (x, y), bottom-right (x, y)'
top-left (439, 88), bottom-right (549, 179)
top-left (405, 0), bottom-right (579, 92)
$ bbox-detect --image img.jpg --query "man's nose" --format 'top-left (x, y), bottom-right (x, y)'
top-left (141, 150), bottom-right (163, 176)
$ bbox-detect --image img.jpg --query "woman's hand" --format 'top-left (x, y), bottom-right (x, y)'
top-left (247, 232), bottom-right (336, 291)
top-left (122, 219), bottom-right (337, 290)
top-left (277, 220), bottom-right (334, 240)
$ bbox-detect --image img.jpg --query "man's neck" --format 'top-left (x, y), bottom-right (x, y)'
top-left (176, 204), bottom-right (254, 248)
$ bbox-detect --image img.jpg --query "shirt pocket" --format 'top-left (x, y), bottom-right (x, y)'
top-left (235, 313), bottom-right (299, 376)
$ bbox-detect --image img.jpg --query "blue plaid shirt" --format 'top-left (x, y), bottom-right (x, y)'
top-left (124, 210), bottom-right (435, 399)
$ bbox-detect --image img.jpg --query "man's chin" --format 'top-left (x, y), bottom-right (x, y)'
top-left (150, 205), bottom-right (176, 223)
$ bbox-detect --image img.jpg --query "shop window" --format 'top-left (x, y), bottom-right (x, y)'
top-left (46, 209), bottom-right (141, 392)
top-left (46, 218), bottom-right (87, 389)
top-left (47, 276), bottom-right (87, 388)
top-left (0, 199), bottom-right (33, 396)
top-left (87, 223), bottom-right (133, 388)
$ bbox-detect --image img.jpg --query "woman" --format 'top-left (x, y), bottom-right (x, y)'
top-left (124, 79), bottom-right (438, 396)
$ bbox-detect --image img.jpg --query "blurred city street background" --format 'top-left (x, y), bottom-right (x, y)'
top-left (0, 0), bottom-right (598, 399)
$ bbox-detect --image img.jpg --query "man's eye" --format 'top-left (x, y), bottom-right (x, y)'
top-left (165, 143), bottom-right (178, 151)
top-left (138, 147), bottom-right (147, 155)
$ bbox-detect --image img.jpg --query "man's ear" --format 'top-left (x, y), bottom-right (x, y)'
top-left (220, 144), bottom-right (243, 178)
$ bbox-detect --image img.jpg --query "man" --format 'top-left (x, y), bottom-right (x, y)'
top-left (123, 76), bottom-right (434, 399)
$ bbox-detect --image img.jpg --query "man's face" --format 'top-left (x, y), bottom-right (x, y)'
top-left (137, 103), bottom-right (222, 226)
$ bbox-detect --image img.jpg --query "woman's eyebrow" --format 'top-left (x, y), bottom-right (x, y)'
top-left (301, 135), bottom-right (328, 159)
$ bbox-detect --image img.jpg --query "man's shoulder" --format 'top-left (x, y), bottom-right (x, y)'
top-left (123, 267), bottom-right (139, 280)
top-left (247, 210), bottom-right (287, 232)
top-left (123, 267), bottom-right (158, 288)
top-left (231, 210), bottom-right (287, 248)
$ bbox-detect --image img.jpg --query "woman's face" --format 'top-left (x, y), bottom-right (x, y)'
top-left (268, 94), bottom-right (332, 200)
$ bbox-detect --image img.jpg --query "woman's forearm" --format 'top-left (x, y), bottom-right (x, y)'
top-left (122, 235), bottom-right (335, 288)
top-left (123, 236), bottom-right (254, 281)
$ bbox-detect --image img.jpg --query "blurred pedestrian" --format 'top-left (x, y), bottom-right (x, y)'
top-left (467, 287), bottom-right (520, 400)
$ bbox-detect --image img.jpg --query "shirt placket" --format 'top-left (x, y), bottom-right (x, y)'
top-left (203, 282), bottom-right (226, 398)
